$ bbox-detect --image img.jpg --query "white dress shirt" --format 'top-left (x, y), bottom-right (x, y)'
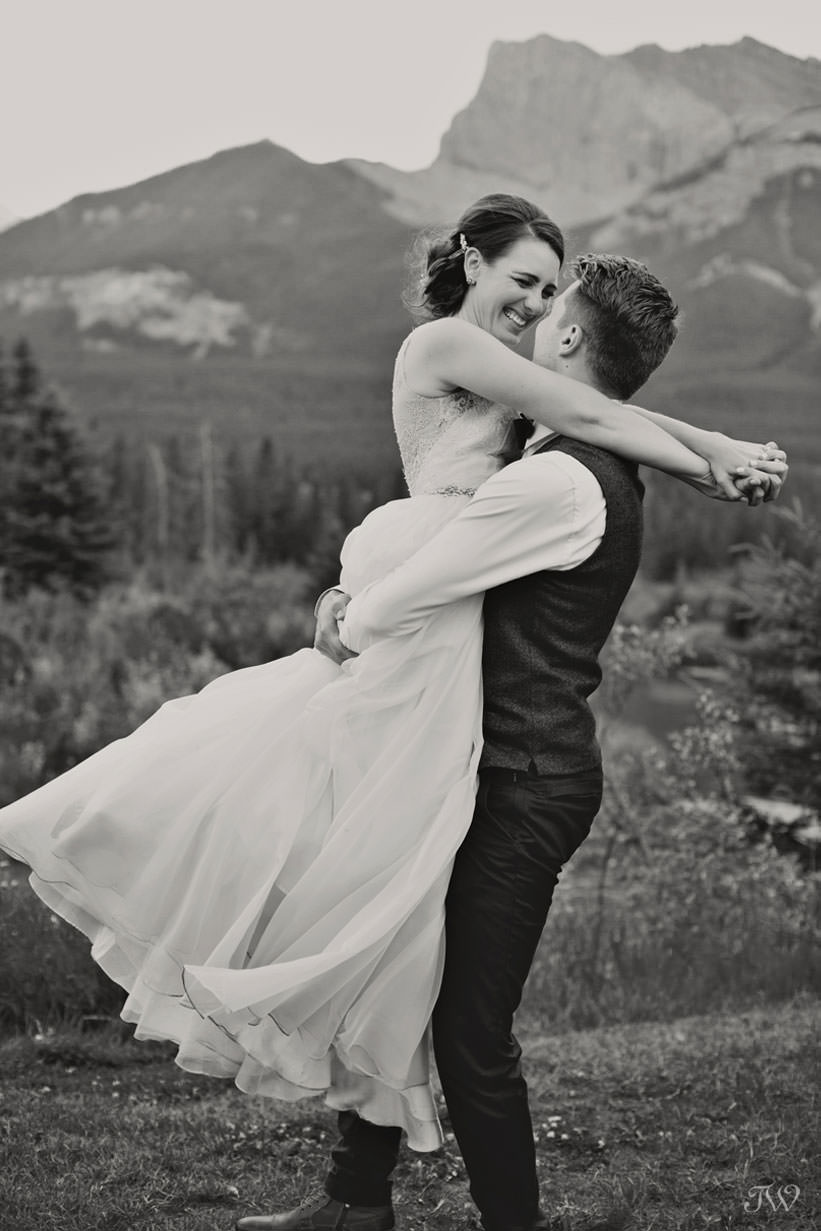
top-left (340, 444), bottom-right (607, 653)
top-left (523, 423), bottom-right (559, 454)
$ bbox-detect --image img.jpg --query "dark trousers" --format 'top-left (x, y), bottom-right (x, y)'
top-left (325, 769), bottom-right (602, 1230)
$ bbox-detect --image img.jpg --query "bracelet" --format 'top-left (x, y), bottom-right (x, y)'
top-left (313, 586), bottom-right (347, 619)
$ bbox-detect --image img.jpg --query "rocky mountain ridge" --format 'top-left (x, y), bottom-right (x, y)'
top-left (348, 36), bottom-right (821, 228)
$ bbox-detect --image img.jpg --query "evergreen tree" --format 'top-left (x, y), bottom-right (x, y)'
top-left (0, 337), bottom-right (115, 597)
top-left (11, 338), bottom-right (38, 402)
top-left (307, 480), bottom-right (349, 590)
top-left (223, 441), bottom-right (252, 557)
top-left (733, 503), bottom-right (821, 814)
top-left (163, 434), bottom-right (200, 560)
top-left (0, 343), bottom-right (14, 593)
top-left (287, 476), bottom-right (323, 560)
top-left (100, 433), bottom-right (132, 554)
top-left (248, 437), bottom-right (281, 562)
top-left (0, 340), bottom-right (8, 410)
top-left (0, 340), bottom-right (31, 593)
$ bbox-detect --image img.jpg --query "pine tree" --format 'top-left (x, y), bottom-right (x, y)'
top-left (0, 340), bottom-right (8, 410)
top-left (0, 344), bottom-right (13, 594)
top-left (223, 441), bottom-right (252, 557)
top-left (734, 503), bottom-right (821, 813)
top-left (0, 340), bottom-right (30, 593)
top-left (163, 434), bottom-right (199, 559)
top-left (100, 433), bottom-right (132, 555)
top-left (0, 338), bottom-right (115, 597)
top-left (248, 437), bottom-right (281, 562)
top-left (11, 338), bottom-right (38, 402)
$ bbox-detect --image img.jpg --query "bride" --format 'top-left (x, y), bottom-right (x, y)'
top-left (0, 195), bottom-right (784, 1149)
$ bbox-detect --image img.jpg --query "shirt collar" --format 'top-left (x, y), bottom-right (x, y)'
top-left (523, 425), bottom-right (558, 455)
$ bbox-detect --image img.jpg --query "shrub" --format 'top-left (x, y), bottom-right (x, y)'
top-left (521, 603), bottom-right (820, 1031)
top-left (0, 562), bottom-right (315, 803)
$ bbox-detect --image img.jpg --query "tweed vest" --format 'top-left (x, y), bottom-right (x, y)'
top-left (480, 436), bottom-right (644, 775)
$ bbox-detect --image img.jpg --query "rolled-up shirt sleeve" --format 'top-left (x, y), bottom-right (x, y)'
top-left (340, 452), bottom-right (606, 652)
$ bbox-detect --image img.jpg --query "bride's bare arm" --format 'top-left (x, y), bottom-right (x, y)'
top-left (405, 319), bottom-right (771, 499)
top-left (625, 405), bottom-right (787, 502)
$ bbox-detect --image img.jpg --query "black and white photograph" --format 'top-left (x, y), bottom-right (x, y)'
top-left (0, 2), bottom-right (817, 1228)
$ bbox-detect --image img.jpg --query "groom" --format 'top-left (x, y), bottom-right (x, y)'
top-left (236, 255), bottom-right (780, 1231)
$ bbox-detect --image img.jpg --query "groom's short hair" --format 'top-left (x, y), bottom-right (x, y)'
top-left (567, 254), bottom-right (679, 400)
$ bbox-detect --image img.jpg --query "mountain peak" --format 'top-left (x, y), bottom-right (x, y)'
top-left (624, 38), bottom-right (821, 129)
top-left (432, 34), bottom-right (735, 219)
top-left (350, 32), bottom-right (821, 232)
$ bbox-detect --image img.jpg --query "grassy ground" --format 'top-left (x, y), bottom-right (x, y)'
top-left (0, 998), bottom-right (817, 1231)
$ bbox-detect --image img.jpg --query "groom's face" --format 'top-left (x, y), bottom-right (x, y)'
top-left (531, 282), bottom-right (579, 371)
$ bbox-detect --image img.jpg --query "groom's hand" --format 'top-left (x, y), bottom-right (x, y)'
top-left (725, 440), bottom-right (788, 505)
top-left (314, 588), bottom-right (358, 665)
top-left (685, 441), bottom-right (788, 505)
top-left (736, 444), bottom-right (788, 503)
top-left (734, 465), bottom-right (788, 504)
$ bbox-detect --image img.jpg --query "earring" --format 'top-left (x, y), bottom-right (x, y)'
top-left (466, 275), bottom-right (476, 285)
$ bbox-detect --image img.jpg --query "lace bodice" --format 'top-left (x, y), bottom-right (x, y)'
top-left (392, 336), bottom-right (520, 497)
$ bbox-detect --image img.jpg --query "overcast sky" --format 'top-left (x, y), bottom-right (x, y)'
top-left (3, 0), bottom-right (820, 220)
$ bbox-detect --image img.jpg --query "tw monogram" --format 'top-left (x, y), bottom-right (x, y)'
top-left (743, 1184), bottom-right (801, 1214)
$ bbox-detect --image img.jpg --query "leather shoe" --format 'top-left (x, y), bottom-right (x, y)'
top-left (234, 1193), bottom-right (395, 1230)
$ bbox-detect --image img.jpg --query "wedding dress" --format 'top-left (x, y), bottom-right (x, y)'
top-left (0, 338), bottom-right (519, 1149)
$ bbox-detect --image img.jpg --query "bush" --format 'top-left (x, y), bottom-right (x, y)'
top-left (0, 562), bottom-right (315, 803)
top-left (521, 604), bottom-right (820, 1031)
top-left (729, 501), bottom-right (821, 810)
top-left (524, 786), bottom-right (819, 1031)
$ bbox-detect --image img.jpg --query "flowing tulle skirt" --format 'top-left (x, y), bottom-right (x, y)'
top-left (0, 496), bottom-right (482, 1149)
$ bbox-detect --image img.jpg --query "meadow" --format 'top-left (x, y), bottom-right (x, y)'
top-left (1, 338), bottom-right (818, 1229)
top-left (1, 534), bottom-right (819, 1229)
top-left (1, 998), bottom-right (817, 1230)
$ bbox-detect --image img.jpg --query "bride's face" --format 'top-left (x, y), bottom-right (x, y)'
top-left (461, 235), bottom-right (561, 347)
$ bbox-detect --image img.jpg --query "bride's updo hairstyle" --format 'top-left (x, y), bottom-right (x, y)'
top-left (406, 194), bottom-right (565, 322)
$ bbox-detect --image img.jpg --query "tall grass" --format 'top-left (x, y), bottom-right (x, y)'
top-left (522, 832), bottom-right (820, 1032)
top-left (1, 538), bottom-right (818, 1038)
top-left (0, 858), bottom-right (125, 1032)
top-left (3, 801), bottom-right (817, 1037)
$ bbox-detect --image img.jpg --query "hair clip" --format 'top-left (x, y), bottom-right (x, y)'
top-left (459, 233), bottom-right (468, 253)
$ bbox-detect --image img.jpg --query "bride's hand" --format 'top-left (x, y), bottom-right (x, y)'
top-left (729, 438), bottom-right (788, 505)
top-left (694, 434), bottom-right (788, 504)
top-left (735, 454), bottom-right (789, 504)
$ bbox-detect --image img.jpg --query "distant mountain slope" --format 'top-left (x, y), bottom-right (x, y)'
top-left (0, 141), bottom-right (411, 361)
top-left (0, 142), bottom-right (416, 469)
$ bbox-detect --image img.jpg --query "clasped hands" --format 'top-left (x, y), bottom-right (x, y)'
top-left (314, 589), bottom-right (357, 666)
top-left (688, 434), bottom-right (788, 504)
